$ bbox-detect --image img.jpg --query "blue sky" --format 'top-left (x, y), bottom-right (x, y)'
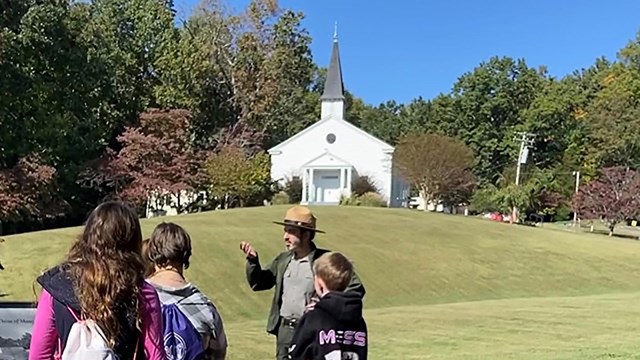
top-left (173, 0), bottom-right (640, 106)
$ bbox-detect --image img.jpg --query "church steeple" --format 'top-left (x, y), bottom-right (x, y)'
top-left (321, 22), bottom-right (345, 120)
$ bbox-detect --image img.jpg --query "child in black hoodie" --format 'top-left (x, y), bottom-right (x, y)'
top-left (288, 252), bottom-right (368, 360)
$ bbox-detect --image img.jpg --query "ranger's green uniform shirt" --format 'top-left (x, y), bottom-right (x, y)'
top-left (245, 245), bottom-right (366, 335)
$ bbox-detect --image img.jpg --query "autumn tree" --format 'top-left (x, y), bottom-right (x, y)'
top-left (94, 109), bottom-right (209, 213)
top-left (572, 166), bottom-right (640, 236)
top-left (157, 0), bottom-right (316, 149)
top-left (205, 145), bottom-right (271, 206)
top-left (231, 1), bottom-right (315, 147)
top-left (0, 155), bottom-right (66, 222)
top-left (395, 133), bottom-right (476, 209)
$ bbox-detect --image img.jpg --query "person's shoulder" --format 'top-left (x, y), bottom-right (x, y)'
top-left (273, 250), bottom-right (293, 262)
top-left (37, 263), bottom-right (68, 282)
top-left (185, 284), bottom-right (215, 305)
top-left (36, 263), bottom-right (75, 299)
top-left (312, 247), bottom-right (331, 259)
top-left (139, 280), bottom-right (161, 302)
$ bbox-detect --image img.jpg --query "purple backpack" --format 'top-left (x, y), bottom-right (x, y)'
top-left (161, 300), bottom-right (206, 360)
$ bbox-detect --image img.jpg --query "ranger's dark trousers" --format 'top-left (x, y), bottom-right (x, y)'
top-left (276, 318), bottom-right (297, 360)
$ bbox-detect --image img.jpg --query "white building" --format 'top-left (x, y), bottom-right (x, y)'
top-left (268, 33), bottom-right (410, 207)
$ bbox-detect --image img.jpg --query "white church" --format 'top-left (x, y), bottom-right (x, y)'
top-left (146, 32), bottom-right (411, 218)
top-left (268, 33), bottom-right (410, 208)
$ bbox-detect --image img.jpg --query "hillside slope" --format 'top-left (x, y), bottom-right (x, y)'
top-left (4, 206), bottom-right (640, 321)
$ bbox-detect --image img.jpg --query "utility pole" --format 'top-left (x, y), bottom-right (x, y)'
top-left (512, 132), bottom-right (536, 223)
top-left (572, 170), bottom-right (580, 226)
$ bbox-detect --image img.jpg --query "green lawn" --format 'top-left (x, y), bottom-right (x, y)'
top-left (3, 206), bottom-right (640, 358)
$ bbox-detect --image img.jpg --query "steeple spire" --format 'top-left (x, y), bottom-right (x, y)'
top-left (321, 24), bottom-right (345, 103)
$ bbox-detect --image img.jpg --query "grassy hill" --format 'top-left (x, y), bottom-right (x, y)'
top-left (3, 206), bottom-right (640, 359)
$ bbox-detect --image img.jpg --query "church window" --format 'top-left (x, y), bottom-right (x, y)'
top-left (326, 133), bottom-right (336, 144)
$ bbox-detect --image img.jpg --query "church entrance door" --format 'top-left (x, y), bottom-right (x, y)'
top-left (313, 169), bottom-right (342, 203)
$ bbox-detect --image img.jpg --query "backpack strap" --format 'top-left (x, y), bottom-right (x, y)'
top-left (55, 338), bottom-right (62, 360)
top-left (132, 336), bottom-right (140, 360)
top-left (175, 295), bottom-right (190, 305)
top-left (59, 304), bottom-right (141, 358)
top-left (65, 305), bottom-right (82, 321)
top-left (54, 305), bottom-right (80, 360)
top-left (174, 296), bottom-right (208, 306)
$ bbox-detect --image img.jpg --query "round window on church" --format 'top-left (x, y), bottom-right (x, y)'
top-left (326, 133), bottom-right (336, 144)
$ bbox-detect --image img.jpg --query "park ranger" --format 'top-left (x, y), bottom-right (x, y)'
top-left (239, 205), bottom-right (365, 360)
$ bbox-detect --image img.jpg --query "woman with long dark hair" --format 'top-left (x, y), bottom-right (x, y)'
top-left (29, 201), bottom-right (165, 359)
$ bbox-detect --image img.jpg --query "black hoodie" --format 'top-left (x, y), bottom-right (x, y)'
top-left (288, 291), bottom-right (368, 360)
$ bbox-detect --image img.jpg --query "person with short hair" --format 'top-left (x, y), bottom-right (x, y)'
top-left (240, 206), bottom-right (365, 360)
top-left (288, 252), bottom-right (368, 360)
top-left (145, 222), bottom-right (228, 360)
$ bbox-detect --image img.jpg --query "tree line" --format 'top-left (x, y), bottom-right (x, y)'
top-left (2, 0), bottom-right (640, 235)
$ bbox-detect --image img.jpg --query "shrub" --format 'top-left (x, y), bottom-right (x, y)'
top-left (339, 194), bottom-right (358, 206)
top-left (553, 205), bottom-right (572, 222)
top-left (351, 175), bottom-right (378, 197)
top-left (339, 192), bottom-right (387, 208)
top-left (284, 176), bottom-right (302, 204)
top-left (271, 191), bottom-right (290, 205)
top-left (358, 192), bottom-right (387, 207)
top-left (470, 185), bottom-right (500, 213)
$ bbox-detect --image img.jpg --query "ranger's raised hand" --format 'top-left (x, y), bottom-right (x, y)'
top-left (240, 241), bottom-right (258, 259)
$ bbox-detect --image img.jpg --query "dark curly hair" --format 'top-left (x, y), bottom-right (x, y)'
top-left (66, 201), bottom-right (145, 347)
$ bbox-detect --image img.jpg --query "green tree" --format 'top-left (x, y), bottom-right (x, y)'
top-left (206, 145), bottom-right (272, 206)
top-left (583, 35), bottom-right (640, 169)
top-left (449, 57), bottom-right (547, 185)
top-left (359, 100), bottom-right (403, 144)
top-left (85, 0), bottom-right (178, 138)
top-left (0, 0), bottom-right (112, 223)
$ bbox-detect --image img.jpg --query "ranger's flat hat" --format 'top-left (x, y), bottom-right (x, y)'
top-left (273, 206), bottom-right (325, 233)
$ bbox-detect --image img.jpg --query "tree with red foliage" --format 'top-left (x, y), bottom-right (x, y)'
top-left (0, 155), bottom-right (66, 221)
top-left (104, 109), bottom-right (210, 213)
top-left (572, 166), bottom-right (640, 236)
top-left (80, 109), bottom-right (268, 213)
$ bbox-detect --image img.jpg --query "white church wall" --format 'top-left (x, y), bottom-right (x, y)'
top-left (270, 118), bottom-right (394, 203)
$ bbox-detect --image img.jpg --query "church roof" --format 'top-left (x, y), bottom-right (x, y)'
top-left (267, 117), bottom-right (394, 153)
top-left (321, 36), bottom-right (345, 101)
top-left (302, 151), bottom-right (352, 168)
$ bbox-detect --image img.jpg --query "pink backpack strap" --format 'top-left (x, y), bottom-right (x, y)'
top-left (65, 305), bottom-right (82, 321)
top-left (132, 337), bottom-right (140, 360)
top-left (55, 305), bottom-right (81, 359)
top-left (54, 337), bottom-right (62, 360)
top-left (56, 304), bottom-right (140, 358)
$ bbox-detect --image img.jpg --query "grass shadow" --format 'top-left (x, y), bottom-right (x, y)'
top-left (589, 229), bottom-right (640, 240)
